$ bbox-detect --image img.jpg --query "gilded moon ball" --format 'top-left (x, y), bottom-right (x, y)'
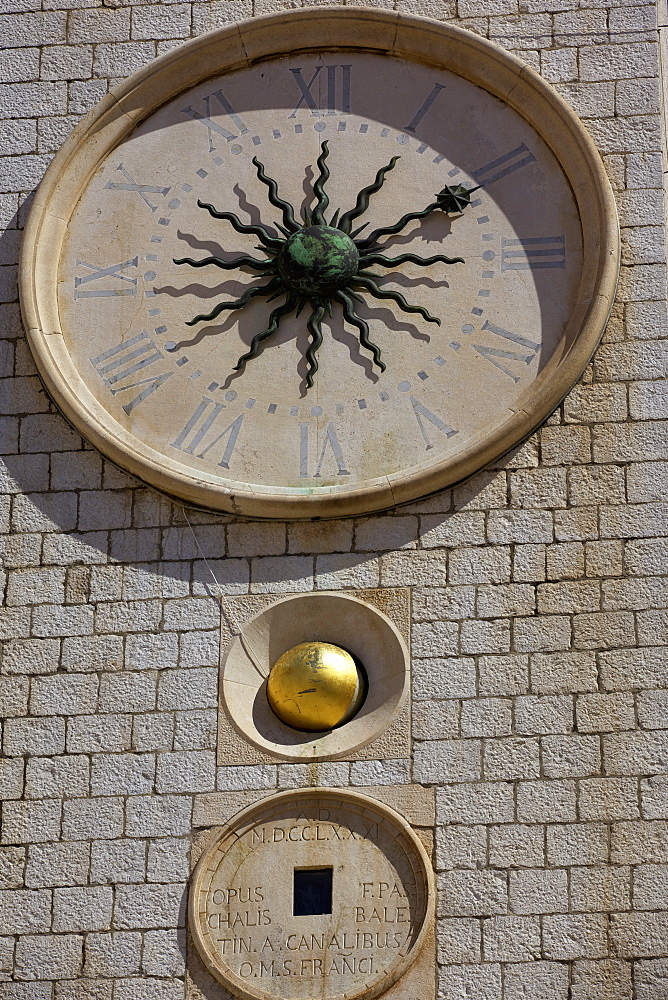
top-left (267, 641), bottom-right (365, 732)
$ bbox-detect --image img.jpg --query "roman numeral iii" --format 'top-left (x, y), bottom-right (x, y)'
top-left (502, 235), bottom-right (566, 270)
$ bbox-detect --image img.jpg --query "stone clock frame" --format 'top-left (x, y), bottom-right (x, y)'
top-left (20, 7), bottom-right (620, 519)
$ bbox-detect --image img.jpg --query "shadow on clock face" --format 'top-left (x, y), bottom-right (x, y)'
top-left (149, 288), bottom-right (436, 399)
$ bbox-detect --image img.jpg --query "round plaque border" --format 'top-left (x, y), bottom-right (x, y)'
top-left (20, 7), bottom-right (620, 519)
top-left (189, 788), bottom-right (436, 1000)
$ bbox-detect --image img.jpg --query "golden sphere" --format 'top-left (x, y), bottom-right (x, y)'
top-left (267, 641), bottom-right (365, 732)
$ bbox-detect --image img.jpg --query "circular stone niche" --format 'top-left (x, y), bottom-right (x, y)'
top-left (221, 593), bottom-right (409, 761)
top-left (190, 788), bottom-right (434, 1000)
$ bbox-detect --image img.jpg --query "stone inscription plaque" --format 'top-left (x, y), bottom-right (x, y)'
top-left (190, 789), bottom-right (434, 1000)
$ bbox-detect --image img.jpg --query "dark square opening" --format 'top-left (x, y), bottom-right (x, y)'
top-left (293, 867), bottom-right (333, 916)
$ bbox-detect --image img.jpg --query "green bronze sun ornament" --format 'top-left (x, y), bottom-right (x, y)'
top-left (174, 141), bottom-right (476, 389)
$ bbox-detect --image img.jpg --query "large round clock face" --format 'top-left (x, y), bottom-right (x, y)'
top-left (22, 11), bottom-right (618, 518)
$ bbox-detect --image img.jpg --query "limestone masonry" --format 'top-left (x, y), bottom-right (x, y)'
top-left (1, 0), bottom-right (668, 998)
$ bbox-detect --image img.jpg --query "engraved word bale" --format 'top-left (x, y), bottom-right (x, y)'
top-left (190, 789), bottom-right (434, 1000)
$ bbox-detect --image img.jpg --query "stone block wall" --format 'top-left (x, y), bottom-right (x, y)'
top-left (1, 0), bottom-right (667, 997)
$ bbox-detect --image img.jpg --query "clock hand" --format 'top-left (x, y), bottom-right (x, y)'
top-left (357, 183), bottom-right (478, 250)
top-left (437, 183), bottom-right (481, 212)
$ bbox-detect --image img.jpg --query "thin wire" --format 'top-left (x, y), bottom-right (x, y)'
top-left (182, 507), bottom-right (268, 680)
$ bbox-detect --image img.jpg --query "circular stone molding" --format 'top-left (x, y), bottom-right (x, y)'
top-left (190, 788), bottom-right (435, 1000)
top-left (20, 7), bottom-right (619, 519)
top-left (220, 593), bottom-right (409, 761)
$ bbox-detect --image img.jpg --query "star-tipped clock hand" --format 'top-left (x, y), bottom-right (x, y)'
top-left (357, 183), bottom-right (479, 251)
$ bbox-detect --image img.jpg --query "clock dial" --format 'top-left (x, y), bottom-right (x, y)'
top-left (22, 12), bottom-right (619, 517)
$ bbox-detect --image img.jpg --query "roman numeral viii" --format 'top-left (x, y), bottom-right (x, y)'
top-left (90, 332), bottom-right (173, 414)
